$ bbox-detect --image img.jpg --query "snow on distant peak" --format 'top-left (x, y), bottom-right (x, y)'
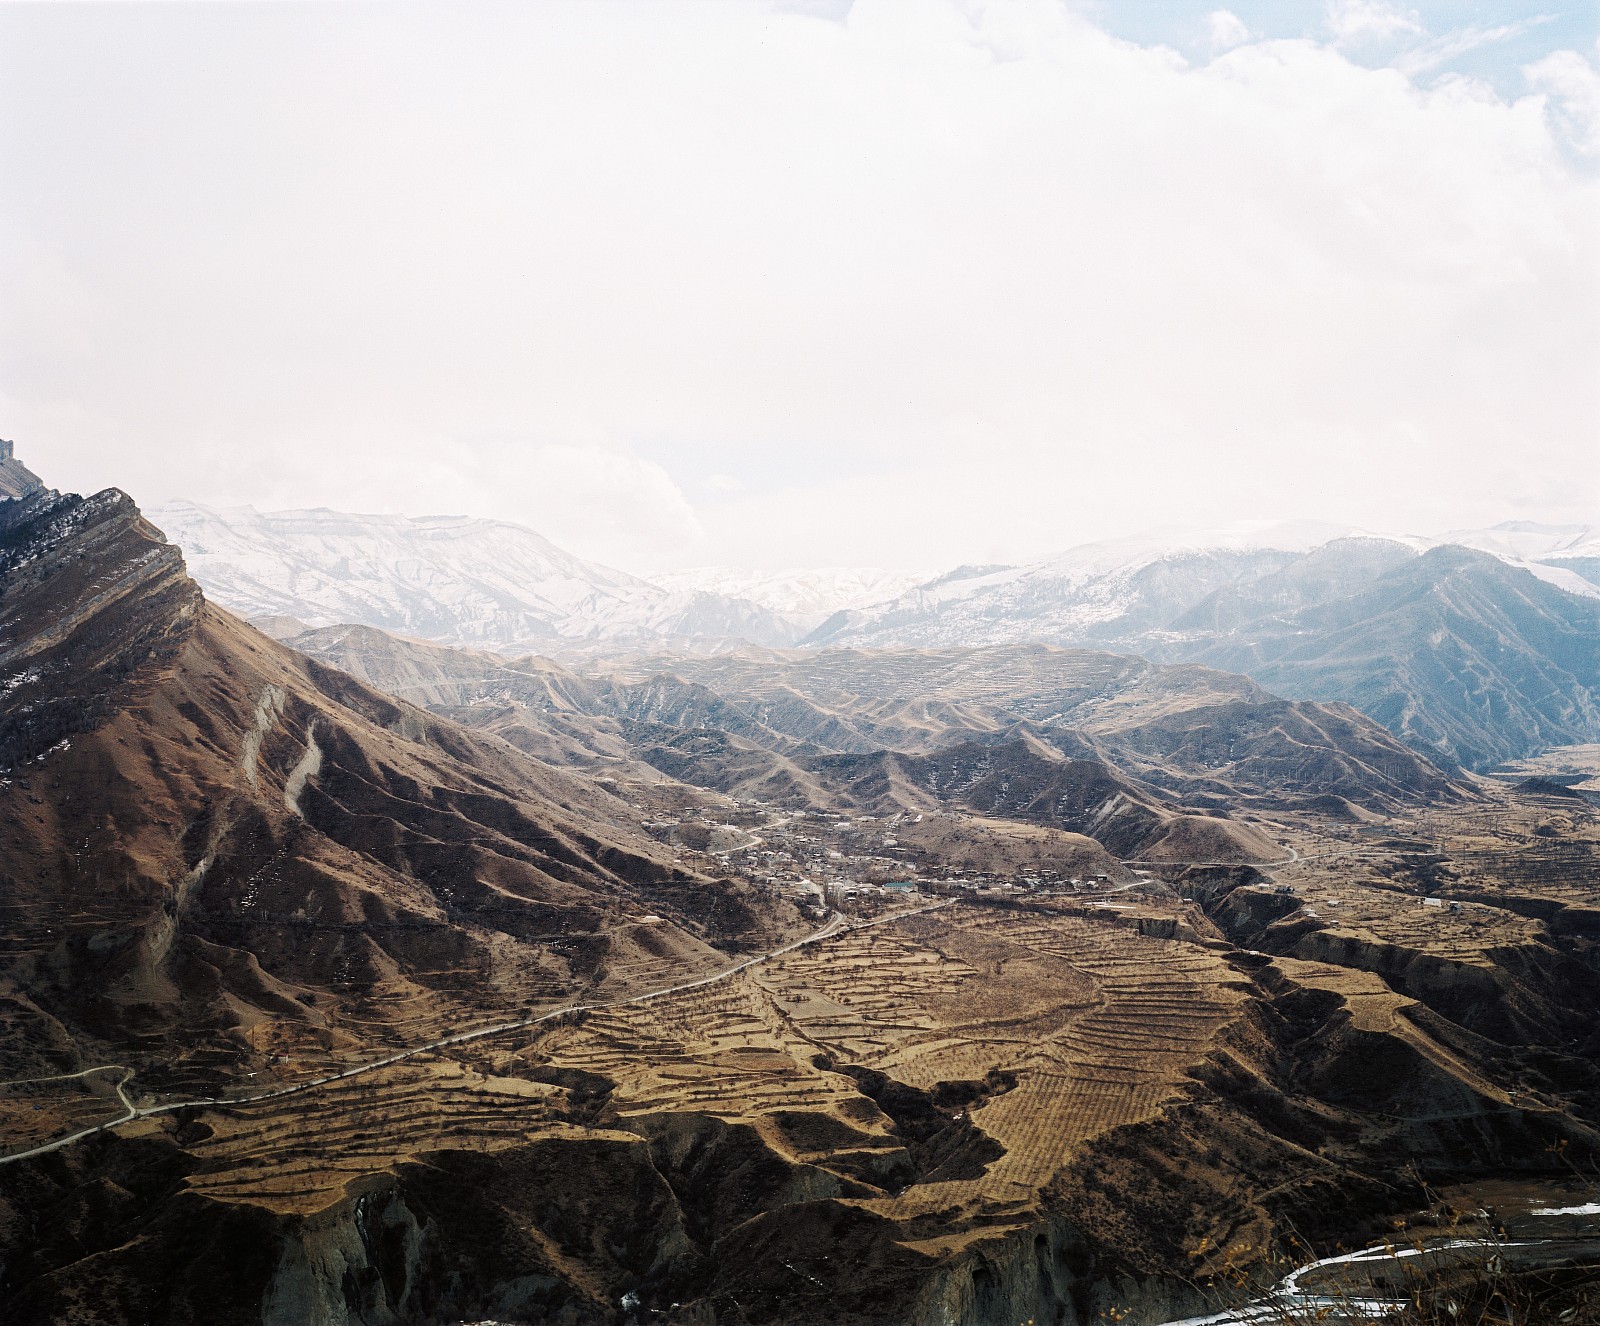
top-left (149, 498), bottom-right (1600, 657)
top-left (1516, 560), bottom-right (1600, 600)
top-left (649, 566), bottom-right (925, 619)
top-left (1028, 520), bottom-right (1370, 581)
top-left (1428, 520), bottom-right (1600, 563)
top-left (148, 501), bottom-right (802, 652)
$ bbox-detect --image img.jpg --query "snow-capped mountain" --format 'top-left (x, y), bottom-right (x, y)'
top-left (148, 500), bottom-right (1600, 768)
top-left (1435, 521), bottom-right (1600, 562)
top-left (149, 502), bottom-right (805, 653)
top-left (803, 521), bottom-right (1382, 650)
top-left (799, 520), bottom-right (1600, 770)
top-left (805, 519), bottom-right (1600, 652)
top-left (648, 565), bottom-right (924, 629)
top-left (1427, 522), bottom-right (1600, 601)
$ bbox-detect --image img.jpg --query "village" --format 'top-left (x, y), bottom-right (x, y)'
top-left (641, 799), bottom-right (1119, 920)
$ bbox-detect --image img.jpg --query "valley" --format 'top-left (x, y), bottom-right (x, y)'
top-left (5, 777), bottom-right (1596, 1324)
top-left (2, 0), bottom-right (1594, 1314)
top-left (1, 468), bottom-right (1597, 1325)
top-left (3, 0), bottom-right (1593, 1317)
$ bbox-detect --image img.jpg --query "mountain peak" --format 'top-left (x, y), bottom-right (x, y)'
top-left (0, 439), bottom-right (45, 502)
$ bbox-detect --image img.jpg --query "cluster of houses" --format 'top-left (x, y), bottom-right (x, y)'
top-left (647, 803), bottom-right (1123, 918)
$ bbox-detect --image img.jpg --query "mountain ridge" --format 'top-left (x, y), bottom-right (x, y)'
top-left (123, 477), bottom-right (1600, 770)
top-left (150, 500), bottom-right (808, 654)
top-left (0, 481), bottom-right (793, 1088)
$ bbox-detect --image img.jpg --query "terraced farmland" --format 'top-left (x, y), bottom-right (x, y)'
top-left (845, 908), bottom-right (1247, 1221)
top-left (100, 900), bottom-right (1250, 1233)
top-left (177, 1060), bottom-right (562, 1211)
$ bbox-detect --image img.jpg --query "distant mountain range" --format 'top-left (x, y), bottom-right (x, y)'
top-left (806, 521), bottom-right (1600, 649)
top-left (283, 624), bottom-right (1458, 863)
top-left (150, 501), bottom-right (812, 652)
top-left (1175, 545), bottom-right (1600, 771)
top-left (150, 500), bottom-right (1600, 770)
top-left (806, 525), bottom-right (1600, 770)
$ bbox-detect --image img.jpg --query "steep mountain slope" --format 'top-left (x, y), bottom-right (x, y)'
top-left (149, 501), bottom-right (803, 652)
top-left (0, 484), bottom-right (793, 1093)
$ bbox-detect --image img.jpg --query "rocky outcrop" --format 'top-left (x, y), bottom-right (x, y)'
top-left (910, 1218), bottom-right (1207, 1326)
top-left (0, 486), bottom-right (200, 769)
top-left (0, 440), bottom-right (43, 502)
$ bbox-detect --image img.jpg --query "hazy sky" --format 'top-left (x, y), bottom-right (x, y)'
top-left (2, 0), bottom-right (1597, 573)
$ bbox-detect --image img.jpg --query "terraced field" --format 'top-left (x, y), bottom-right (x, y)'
top-left (94, 899), bottom-right (1251, 1235)
top-left (1282, 885), bottom-right (1543, 965)
top-left (176, 1060), bottom-right (563, 1211)
top-left (0, 1070), bottom-right (132, 1151)
top-left (567, 903), bottom-right (1246, 1225)
top-left (847, 909), bottom-right (1247, 1223)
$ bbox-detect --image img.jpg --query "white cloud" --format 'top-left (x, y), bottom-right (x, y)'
top-left (0, 0), bottom-right (1594, 571)
top-left (1206, 10), bottom-right (1251, 54)
top-left (1525, 41), bottom-right (1600, 157)
top-left (1325, 0), bottom-right (1424, 46)
top-left (1394, 18), bottom-right (1554, 79)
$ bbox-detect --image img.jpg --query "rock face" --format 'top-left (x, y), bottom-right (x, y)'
top-left (0, 440), bottom-right (44, 501)
top-left (0, 485), bottom-right (200, 770)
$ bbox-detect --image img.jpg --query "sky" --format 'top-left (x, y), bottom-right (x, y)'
top-left (1, 0), bottom-right (1597, 574)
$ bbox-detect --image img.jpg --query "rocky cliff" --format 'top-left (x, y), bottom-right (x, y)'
top-left (0, 440), bottom-right (43, 502)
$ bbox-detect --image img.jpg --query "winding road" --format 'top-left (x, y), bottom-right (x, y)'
top-left (0, 899), bottom-right (955, 1168)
